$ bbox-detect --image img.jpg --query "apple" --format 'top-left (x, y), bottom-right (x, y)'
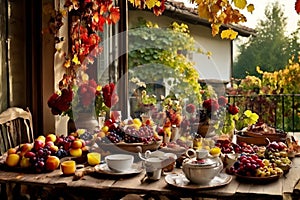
top-left (19, 143), bottom-right (33, 157)
top-left (79, 139), bottom-right (86, 147)
top-left (49, 145), bottom-right (59, 153)
top-left (34, 140), bottom-right (45, 151)
top-left (24, 151), bottom-right (36, 158)
top-left (68, 135), bottom-right (75, 141)
top-left (45, 141), bottom-right (55, 147)
top-left (69, 148), bottom-right (82, 157)
top-left (6, 153), bottom-right (20, 167)
top-left (7, 148), bottom-right (17, 155)
top-left (46, 134), bottom-right (57, 143)
top-left (36, 135), bottom-right (46, 142)
top-left (55, 137), bottom-right (64, 146)
top-left (20, 157), bottom-right (31, 168)
top-left (45, 156), bottom-right (60, 171)
top-left (63, 142), bottom-right (72, 150)
top-left (71, 140), bottom-right (83, 149)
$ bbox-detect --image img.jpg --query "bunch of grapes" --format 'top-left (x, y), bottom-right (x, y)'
top-left (232, 142), bottom-right (257, 154)
top-left (124, 125), bottom-right (156, 144)
top-left (55, 148), bottom-right (69, 159)
top-left (79, 131), bottom-right (93, 141)
top-left (229, 154), bottom-right (264, 176)
top-left (215, 139), bottom-right (234, 154)
top-left (106, 131), bottom-right (123, 143)
top-left (25, 146), bottom-right (52, 173)
top-left (55, 135), bottom-right (75, 151)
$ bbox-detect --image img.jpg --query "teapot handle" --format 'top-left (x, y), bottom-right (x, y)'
top-left (185, 148), bottom-right (196, 159)
top-left (145, 150), bottom-right (152, 158)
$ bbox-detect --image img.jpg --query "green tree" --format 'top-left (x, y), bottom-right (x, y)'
top-left (233, 1), bottom-right (300, 79)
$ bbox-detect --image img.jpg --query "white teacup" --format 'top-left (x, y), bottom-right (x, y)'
top-left (145, 157), bottom-right (163, 180)
top-left (186, 148), bottom-right (208, 160)
top-left (105, 154), bottom-right (134, 172)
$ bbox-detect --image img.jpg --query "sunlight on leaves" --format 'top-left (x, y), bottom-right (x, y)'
top-left (233, 0), bottom-right (247, 9)
top-left (220, 29), bottom-right (238, 40)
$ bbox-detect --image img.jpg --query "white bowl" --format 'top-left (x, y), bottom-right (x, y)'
top-left (105, 154), bottom-right (134, 172)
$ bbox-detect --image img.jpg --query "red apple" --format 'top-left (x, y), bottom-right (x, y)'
top-left (24, 151), bottom-right (36, 158)
top-left (19, 143), bottom-right (33, 157)
top-left (34, 140), bottom-right (45, 151)
top-left (45, 156), bottom-right (60, 171)
top-left (45, 141), bottom-right (55, 147)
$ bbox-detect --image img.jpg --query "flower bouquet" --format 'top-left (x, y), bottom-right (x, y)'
top-left (48, 74), bottom-right (119, 133)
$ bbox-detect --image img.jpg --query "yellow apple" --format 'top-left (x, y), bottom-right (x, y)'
top-left (45, 156), bottom-right (60, 171)
top-left (7, 148), bottom-right (17, 155)
top-left (46, 134), bottom-right (57, 143)
top-left (69, 148), bottom-right (82, 157)
top-left (36, 135), bottom-right (46, 142)
top-left (49, 145), bottom-right (59, 153)
top-left (6, 153), bottom-right (20, 167)
top-left (20, 157), bottom-right (31, 168)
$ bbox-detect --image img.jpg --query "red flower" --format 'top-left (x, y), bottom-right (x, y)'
top-left (203, 99), bottom-right (219, 112)
top-left (102, 83), bottom-right (119, 108)
top-left (296, 0), bottom-right (300, 14)
top-left (218, 96), bottom-right (228, 107)
top-left (186, 103), bottom-right (196, 113)
top-left (228, 105), bottom-right (239, 115)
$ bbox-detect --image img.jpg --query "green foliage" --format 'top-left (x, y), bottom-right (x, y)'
top-left (128, 18), bottom-right (202, 106)
top-left (233, 2), bottom-right (300, 79)
top-left (230, 59), bottom-right (300, 131)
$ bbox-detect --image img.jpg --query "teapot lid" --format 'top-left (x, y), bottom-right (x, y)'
top-left (185, 157), bottom-right (219, 167)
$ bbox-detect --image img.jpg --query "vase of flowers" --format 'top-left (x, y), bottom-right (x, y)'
top-left (194, 96), bottom-right (239, 139)
top-left (48, 74), bottom-right (119, 134)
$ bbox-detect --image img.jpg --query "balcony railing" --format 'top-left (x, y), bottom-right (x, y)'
top-left (227, 94), bottom-right (300, 133)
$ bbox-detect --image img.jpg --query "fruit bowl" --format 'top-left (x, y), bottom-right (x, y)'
top-left (235, 173), bottom-right (282, 183)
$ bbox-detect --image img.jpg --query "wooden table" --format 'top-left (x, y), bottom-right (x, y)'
top-left (1, 157), bottom-right (300, 200)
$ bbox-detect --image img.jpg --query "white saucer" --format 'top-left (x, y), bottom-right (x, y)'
top-left (165, 173), bottom-right (232, 189)
top-left (94, 163), bottom-right (143, 176)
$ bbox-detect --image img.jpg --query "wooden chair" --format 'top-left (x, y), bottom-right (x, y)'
top-left (0, 107), bottom-right (34, 156)
top-left (0, 107), bottom-right (34, 200)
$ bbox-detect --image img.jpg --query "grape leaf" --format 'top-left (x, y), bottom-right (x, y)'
top-left (233, 0), bottom-right (247, 9)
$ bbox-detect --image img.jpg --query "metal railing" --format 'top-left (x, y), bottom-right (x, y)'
top-left (227, 94), bottom-right (300, 132)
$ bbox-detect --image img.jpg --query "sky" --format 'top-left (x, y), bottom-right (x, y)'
top-left (183, 0), bottom-right (299, 34)
top-left (242, 0), bottom-right (299, 34)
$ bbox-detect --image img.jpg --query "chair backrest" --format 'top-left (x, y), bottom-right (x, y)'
top-left (0, 107), bottom-right (34, 155)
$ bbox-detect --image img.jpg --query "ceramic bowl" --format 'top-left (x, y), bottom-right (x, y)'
top-left (182, 157), bottom-right (223, 184)
top-left (105, 154), bottom-right (134, 172)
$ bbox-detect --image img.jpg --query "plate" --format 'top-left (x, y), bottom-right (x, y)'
top-left (235, 173), bottom-right (281, 183)
top-left (165, 173), bottom-right (232, 189)
top-left (94, 163), bottom-right (143, 176)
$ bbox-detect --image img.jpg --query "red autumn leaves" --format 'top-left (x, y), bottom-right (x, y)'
top-left (203, 96), bottom-right (239, 115)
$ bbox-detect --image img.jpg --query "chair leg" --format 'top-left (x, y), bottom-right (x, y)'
top-left (1, 183), bottom-right (8, 200)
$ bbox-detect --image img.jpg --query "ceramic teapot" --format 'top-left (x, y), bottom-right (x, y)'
top-left (182, 156), bottom-right (223, 184)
